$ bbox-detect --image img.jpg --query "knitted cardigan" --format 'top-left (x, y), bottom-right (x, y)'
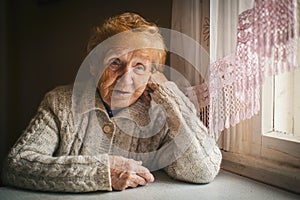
top-left (2, 81), bottom-right (222, 192)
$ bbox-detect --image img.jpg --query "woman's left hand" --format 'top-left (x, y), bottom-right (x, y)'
top-left (141, 72), bottom-right (168, 106)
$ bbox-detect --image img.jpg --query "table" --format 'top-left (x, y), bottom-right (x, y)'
top-left (0, 170), bottom-right (299, 200)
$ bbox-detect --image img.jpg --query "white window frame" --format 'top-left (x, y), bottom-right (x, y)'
top-left (262, 69), bottom-right (300, 159)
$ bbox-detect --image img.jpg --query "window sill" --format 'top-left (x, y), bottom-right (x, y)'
top-left (263, 132), bottom-right (300, 158)
top-left (221, 150), bottom-right (300, 194)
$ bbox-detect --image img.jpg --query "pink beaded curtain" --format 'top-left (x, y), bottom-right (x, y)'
top-left (209, 0), bottom-right (298, 139)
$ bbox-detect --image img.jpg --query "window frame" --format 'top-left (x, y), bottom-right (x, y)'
top-left (261, 70), bottom-right (300, 159)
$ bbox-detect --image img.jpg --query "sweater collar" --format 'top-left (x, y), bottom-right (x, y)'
top-left (72, 79), bottom-right (151, 125)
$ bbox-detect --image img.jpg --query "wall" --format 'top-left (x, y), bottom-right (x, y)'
top-left (0, 0), bottom-right (172, 177)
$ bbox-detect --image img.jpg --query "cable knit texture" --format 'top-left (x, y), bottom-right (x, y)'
top-left (2, 81), bottom-right (222, 192)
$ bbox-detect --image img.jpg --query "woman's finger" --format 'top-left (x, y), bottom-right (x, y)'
top-left (132, 173), bottom-right (147, 186)
top-left (127, 160), bottom-right (155, 183)
top-left (136, 172), bottom-right (154, 182)
top-left (126, 173), bottom-right (147, 188)
top-left (114, 172), bottom-right (147, 190)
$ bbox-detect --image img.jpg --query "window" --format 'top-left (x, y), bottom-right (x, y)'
top-left (212, 0), bottom-right (300, 194)
top-left (220, 38), bottom-right (300, 194)
top-left (262, 35), bottom-right (300, 159)
top-left (262, 67), bottom-right (300, 160)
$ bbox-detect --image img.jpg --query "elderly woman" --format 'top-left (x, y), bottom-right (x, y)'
top-left (2, 12), bottom-right (222, 192)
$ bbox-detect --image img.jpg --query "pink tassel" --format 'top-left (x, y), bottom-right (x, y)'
top-left (240, 109), bottom-right (245, 121)
top-left (225, 117), bottom-right (230, 129)
top-left (230, 115), bottom-right (235, 126)
top-left (235, 112), bottom-right (240, 124)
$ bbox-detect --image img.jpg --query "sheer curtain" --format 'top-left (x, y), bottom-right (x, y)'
top-left (210, 0), bottom-right (254, 61)
top-left (171, 0), bottom-right (298, 145)
top-left (210, 0), bottom-right (298, 141)
top-left (170, 0), bottom-right (210, 126)
top-left (210, 0), bottom-right (254, 146)
top-left (170, 0), bottom-right (254, 130)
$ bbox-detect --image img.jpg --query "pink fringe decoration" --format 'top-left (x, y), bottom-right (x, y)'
top-left (209, 0), bottom-right (298, 139)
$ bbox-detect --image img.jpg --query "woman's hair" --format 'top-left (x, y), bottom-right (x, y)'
top-left (86, 12), bottom-right (166, 71)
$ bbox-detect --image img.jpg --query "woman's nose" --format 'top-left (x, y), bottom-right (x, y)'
top-left (117, 67), bottom-right (133, 85)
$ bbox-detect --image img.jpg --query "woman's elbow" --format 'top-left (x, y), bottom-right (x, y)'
top-left (192, 147), bottom-right (222, 184)
top-left (179, 146), bottom-right (222, 184)
top-left (191, 163), bottom-right (221, 184)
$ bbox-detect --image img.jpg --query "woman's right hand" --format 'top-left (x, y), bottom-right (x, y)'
top-left (108, 155), bottom-right (154, 191)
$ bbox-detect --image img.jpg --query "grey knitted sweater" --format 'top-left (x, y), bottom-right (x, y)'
top-left (2, 81), bottom-right (222, 192)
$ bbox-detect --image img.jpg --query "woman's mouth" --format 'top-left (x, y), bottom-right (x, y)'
top-left (112, 90), bottom-right (131, 97)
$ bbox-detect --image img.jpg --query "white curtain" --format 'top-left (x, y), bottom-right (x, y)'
top-left (210, 0), bottom-right (254, 144)
top-left (170, 0), bottom-right (210, 126)
top-left (210, 0), bottom-right (298, 140)
top-left (210, 0), bottom-right (254, 61)
top-left (170, 0), bottom-right (254, 128)
top-left (171, 0), bottom-right (298, 143)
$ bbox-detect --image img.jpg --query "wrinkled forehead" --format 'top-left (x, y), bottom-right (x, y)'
top-left (104, 48), bottom-right (157, 62)
top-left (102, 31), bottom-right (164, 56)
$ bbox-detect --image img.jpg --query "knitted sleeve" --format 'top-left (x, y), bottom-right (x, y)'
top-left (151, 81), bottom-right (222, 184)
top-left (2, 88), bottom-right (112, 192)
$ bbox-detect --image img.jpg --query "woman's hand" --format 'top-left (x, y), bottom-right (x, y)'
top-left (109, 155), bottom-right (154, 191)
top-left (140, 72), bottom-right (168, 106)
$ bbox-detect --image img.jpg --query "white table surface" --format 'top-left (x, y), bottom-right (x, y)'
top-left (0, 170), bottom-right (299, 200)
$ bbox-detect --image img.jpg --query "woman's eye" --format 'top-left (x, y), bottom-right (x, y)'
top-left (134, 64), bottom-right (145, 71)
top-left (109, 59), bottom-right (121, 71)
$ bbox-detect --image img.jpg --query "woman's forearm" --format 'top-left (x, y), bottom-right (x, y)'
top-left (151, 81), bottom-right (222, 183)
top-left (2, 92), bottom-right (112, 192)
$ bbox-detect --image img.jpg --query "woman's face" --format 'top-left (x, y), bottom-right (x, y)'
top-left (98, 48), bottom-right (154, 110)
